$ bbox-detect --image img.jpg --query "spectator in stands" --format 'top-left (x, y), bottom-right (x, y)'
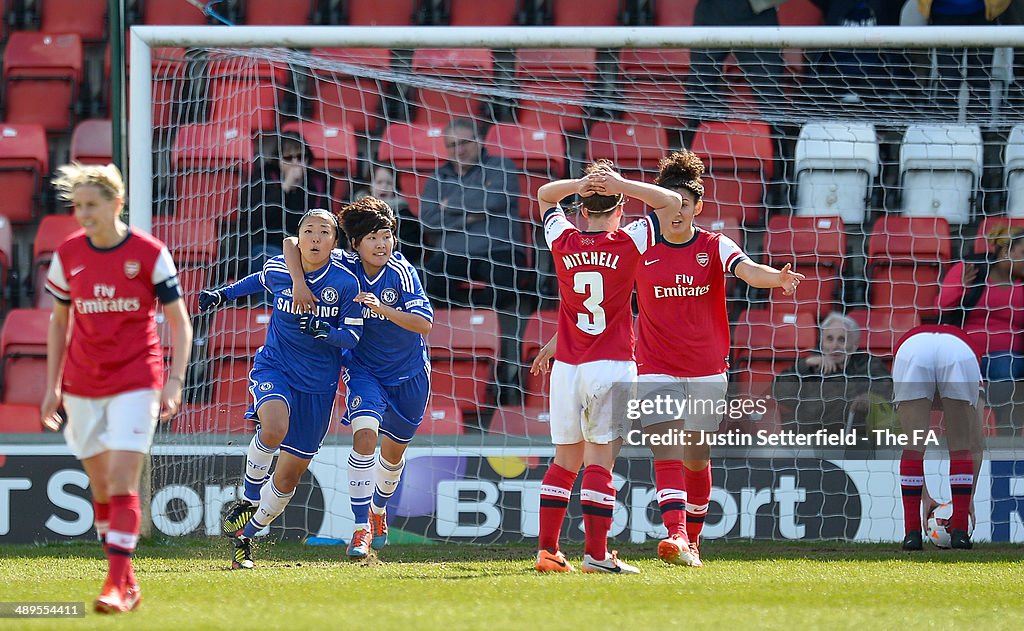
top-left (356, 165), bottom-right (423, 269)
top-left (419, 118), bottom-right (529, 402)
top-left (773, 312), bottom-right (893, 434)
top-left (235, 131), bottom-right (329, 277)
top-left (809, 1), bottom-right (888, 105)
top-left (917, 0), bottom-right (1011, 114)
top-left (938, 224), bottom-right (1024, 433)
top-left (686, 0), bottom-right (789, 122)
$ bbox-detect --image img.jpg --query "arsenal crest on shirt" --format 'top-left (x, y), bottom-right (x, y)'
top-left (124, 260), bottom-right (141, 279)
top-left (696, 252), bottom-right (709, 267)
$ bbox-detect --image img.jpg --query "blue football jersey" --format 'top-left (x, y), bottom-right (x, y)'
top-left (231, 256), bottom-right (363, 394)
top-left (337, 250), bottom-right (432, 385)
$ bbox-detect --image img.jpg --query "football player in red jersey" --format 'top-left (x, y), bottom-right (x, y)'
top-left (41, 163), bottom-right (192, 613)
top-left (635, 150), bottom-right (802, 566)
top-left (533, 160), bottom-right (679, 575)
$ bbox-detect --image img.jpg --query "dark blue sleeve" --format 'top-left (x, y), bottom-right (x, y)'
top-left (323, 276), bottom-right (364, 350)
top-left (221, 272), bottom-right (268, 301)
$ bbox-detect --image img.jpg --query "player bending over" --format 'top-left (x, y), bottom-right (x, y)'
top-left (201, 210), bottom-right (363, 569)
top-left (531, 160), bottom-right (681, 574)
top-left (283, 197), bottom-right (432, 558)
top-left (893, 325), bottom-right (985, 550)
top-left (42, 163), bottom-right (193, 613)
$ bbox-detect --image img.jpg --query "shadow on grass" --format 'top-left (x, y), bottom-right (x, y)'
top-left (2, 538), bottom-right (1021, 566)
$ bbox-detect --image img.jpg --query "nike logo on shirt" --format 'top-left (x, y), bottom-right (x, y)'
top-left (644, 259), bottom-right (659, 266)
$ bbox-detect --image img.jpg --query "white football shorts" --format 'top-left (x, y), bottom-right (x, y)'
top-left (892, 332), bottom-right (982, 403)
top-left (63, 389), bottom-right (161, 459)
top-left (548, 359), bottom-right (637, 445)
top-left (634, 372), bottom-right (729, 432)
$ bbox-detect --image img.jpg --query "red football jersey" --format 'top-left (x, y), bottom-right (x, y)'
top-left (635, 228), bottom-right (748, 377)
top-left (45, 228), bottom-right (181, 397)
top-left (544, 207), bottom-right (655, 364)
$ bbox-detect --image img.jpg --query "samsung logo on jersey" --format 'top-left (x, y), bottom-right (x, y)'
top-left (74, 297), bottom-right (141, 314)
top-left (276, 297), bottom-right (340, 317)
top-left (561, 251), bottom-right (620, 270)
top-left (362, 306), bottom-right (395, 321)
top-left (653, 284), bottom-right (711, 298)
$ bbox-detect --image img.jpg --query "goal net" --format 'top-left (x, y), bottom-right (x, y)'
top-left (133, 26), bottom-right (1024, 545)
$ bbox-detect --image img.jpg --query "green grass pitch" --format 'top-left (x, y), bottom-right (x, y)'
top-left (2, 539), bottom-right (1021, 630)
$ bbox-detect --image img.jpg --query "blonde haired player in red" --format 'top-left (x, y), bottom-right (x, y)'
top-left (41, 163), bottom-right (193, 613)
top-left (638, 150), bottom-right (801, 566)
top-left (533, 160), bottom-right (681, 574)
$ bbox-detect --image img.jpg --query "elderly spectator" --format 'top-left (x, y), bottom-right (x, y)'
top-left (419, 118), bottom-right (530, 402)
top-left (773, 312), bottom-right (893, 434)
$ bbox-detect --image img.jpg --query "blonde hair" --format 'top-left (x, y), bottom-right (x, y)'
top-left (985, 224), bottom-right (1024, 256)
top-left (52, 163), bottom-right (125, 203)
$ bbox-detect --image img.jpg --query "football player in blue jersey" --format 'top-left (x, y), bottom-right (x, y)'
top-left (284, 197), bottom-right (432, 559)
top-left (199, 209), bottom-right (364, 569)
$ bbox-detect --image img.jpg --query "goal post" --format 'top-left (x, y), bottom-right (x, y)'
top-left (129, 24), bottom-right (1024, 545)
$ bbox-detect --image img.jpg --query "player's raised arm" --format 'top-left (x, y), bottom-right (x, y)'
top-left (282, 236), bottom-right (318, 312)
top-left (734, 260), bottom-right (804, 295)
top-left (537, 176), bottom-right (595, 213)
top-left (588, 164), bottom-right (682, 219)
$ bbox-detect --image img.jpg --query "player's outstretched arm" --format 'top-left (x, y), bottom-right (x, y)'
top-left (298, 313), bottom-right (362, 349)
top-left (282, 236), bottom-right (318, 312)
top-left (734, 261), bottom-right (805, 295)
top-left (41, 302), bottom-right (71, 431)
top-left (198, 272), bottom-right (266, 313)
top-left (159, 297), bottom-right (193, 422)
top-left (354, 291), bottom-right (432, 335)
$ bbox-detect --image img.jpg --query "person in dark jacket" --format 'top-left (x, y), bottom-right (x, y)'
top-left (237, 132), bottom-right (329, 276)
top-left (773, 311), bottom-right (893, 434)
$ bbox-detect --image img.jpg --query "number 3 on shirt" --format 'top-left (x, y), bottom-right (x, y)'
top-left (573, 271), bottom-right (606, 335)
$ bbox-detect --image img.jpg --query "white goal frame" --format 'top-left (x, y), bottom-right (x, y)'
top-left (127, 24), bottom-right (1024, 232)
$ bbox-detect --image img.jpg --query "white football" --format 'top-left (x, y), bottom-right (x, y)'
top-left (925, 502), bottom-right (973, 548)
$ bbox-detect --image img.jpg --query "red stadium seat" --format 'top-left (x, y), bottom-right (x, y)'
top-left (141, 0), bottom-right (210, 24)
top-left (205, 57), bottom-right (290, 132)
top-left (70, 119), bottom-right (112, 165)
top-left (347, 0), bottom-right (417, 24)
top-left (731, 309), bottom-right (817, 398)
top-left (489, 406), bottom-right (551, 436)
top-left (0, 215), bottom-right (11, 313)
top-left (588, 122), bottom-right (668, 218)
top-left (516, 49), bottom-right (597, 133)
top-left (764, 216), bottom-right (845, 318)
top-left (847, 309), bottom-right (921, 360)
top-left (428, 308), bottom-right (500, 415)
top-left (0, 403), bottom-right (42, 432)
top-left (39, 0), bottom-right (107, 40)
top-left (152, 216), bottom-right (220, 266)
top-left (448, 0), bottom-right (520, 25)
top-left (174, 266), bottom-right (207, 317)
top-left (310, 48), bottom-right (392, 134)
top-left (208, 308), bottom-right (271, 409)
top-left (377, 122), bottom-right (449, 216)
top-left (281, 120), bottom-right (358, 207)
top-left (3, 32), bottom-right (83, 133)
top-left (619, 49), bottom-right (690, 128)
top-left (655, 0), bottom-right (697, 26)
top-left (866, 217), bottom-right (951, 320)
top-left (241, 0), bottom-right (315, 24)
top-left (420, 401), bottom-right (465, 435)
top-left (777, 0), bottom-right (824, 25)
top-left (412, 48), bottom-right (493, 126)
top-left (0, 123), bottom-right (48, 223)
top-left (484, 124), bottom-right (566, 223)
top-left (551, 0), bottom-right (621, 25)
top-left (32, 214), bottom-right (81, 308)
top-left (172, 123), bottom-right (253, 221)
top-left (520, 310), bottom-right (558, 409)
top-left (1, 308), bottom-right (50, 405)
top-left (692, 120), bottom-right (774, 226)
top-left (972, 217), bottom-right (1024, 254)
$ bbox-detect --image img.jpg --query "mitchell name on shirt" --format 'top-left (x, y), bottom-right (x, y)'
top-left (561, 251), bottom-right (621, 270)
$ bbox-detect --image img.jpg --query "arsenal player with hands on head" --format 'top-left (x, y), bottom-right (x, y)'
top-left (532, 159), bottom-right (681, 575)
top-left (41, 162), bottom-right (193, 614)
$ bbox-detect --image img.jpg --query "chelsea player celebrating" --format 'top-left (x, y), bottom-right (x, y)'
top-left (201, 210), bottom-right (363, 569)
top-left (284, 197), bottom-right (432, 559)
